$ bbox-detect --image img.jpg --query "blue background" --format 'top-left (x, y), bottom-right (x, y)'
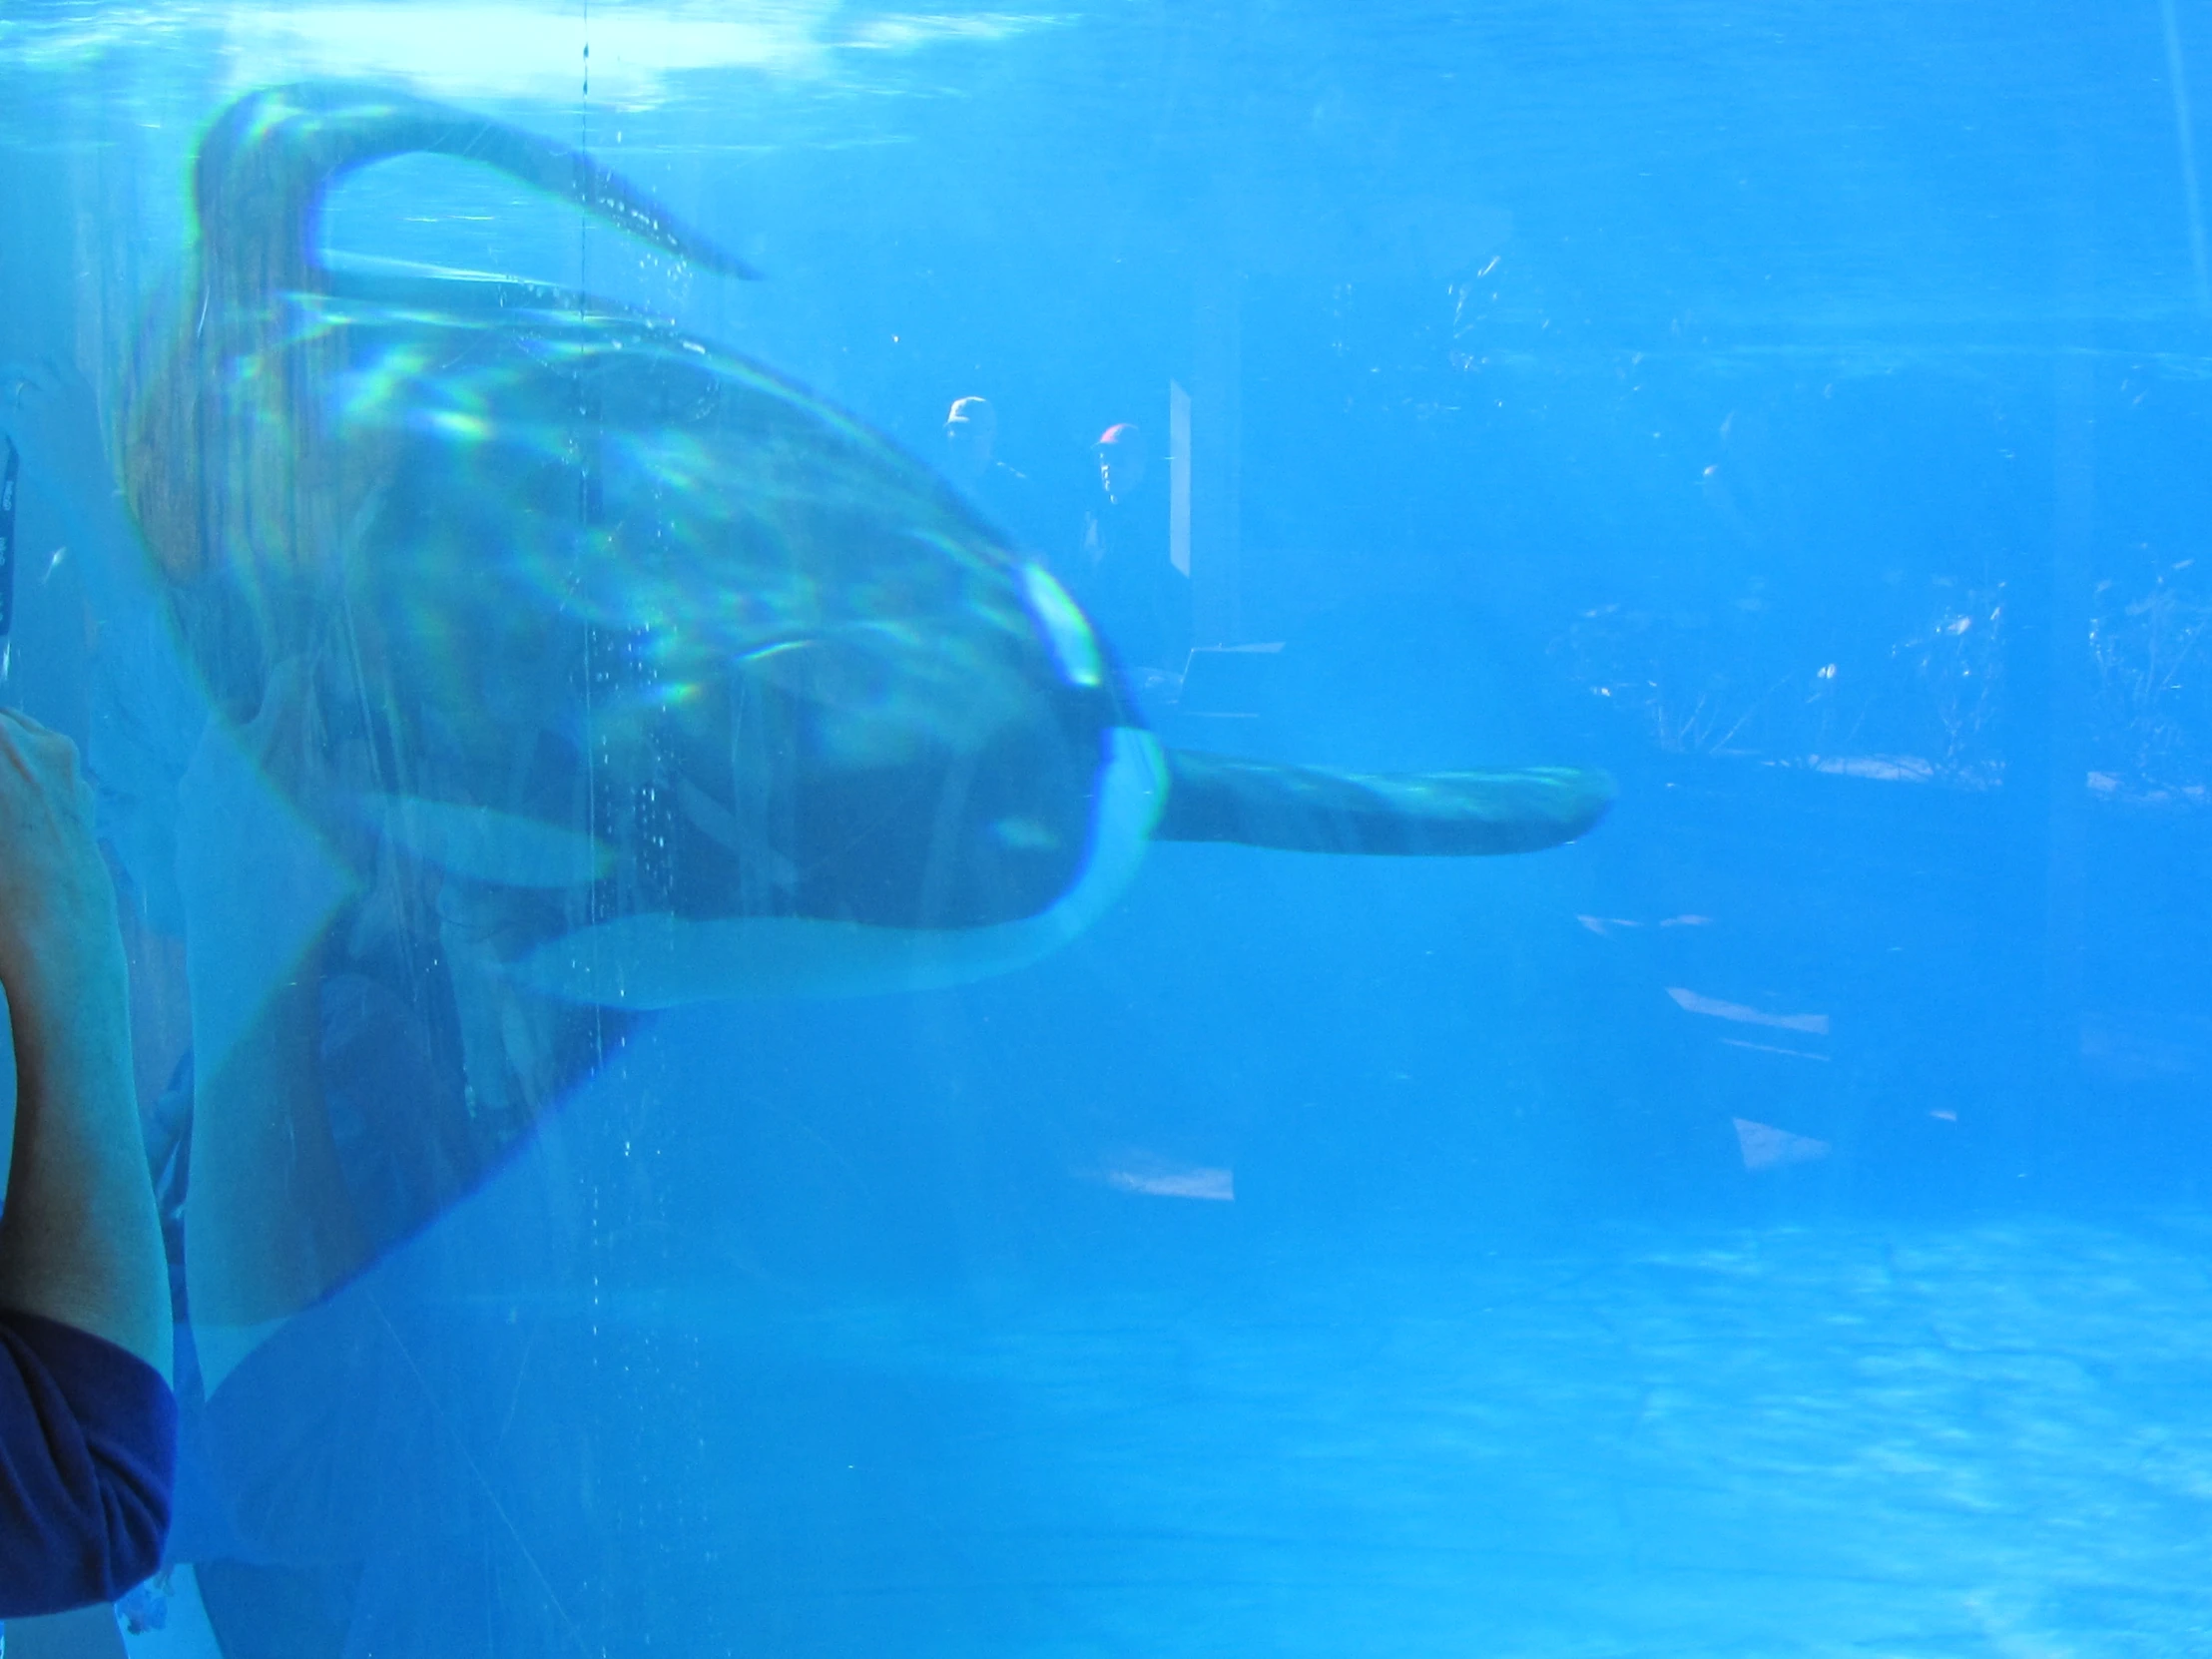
top-left (8, 1), bottom-right (2212, 1652)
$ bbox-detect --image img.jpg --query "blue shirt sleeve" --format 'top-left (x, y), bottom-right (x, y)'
top-left (0, 1310), bottom-right (176, 1616)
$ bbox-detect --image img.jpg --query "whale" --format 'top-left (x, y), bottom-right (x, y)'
top-left (118, 82), bottom-right (1613, 1031)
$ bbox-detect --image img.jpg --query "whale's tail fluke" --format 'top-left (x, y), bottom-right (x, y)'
top-left (1155, 749), bottom-right (1613, 856)
top-left (192, 81), bottom-right (757, 292)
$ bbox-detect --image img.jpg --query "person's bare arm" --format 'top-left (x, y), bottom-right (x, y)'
top-left (1, 361), bottom-right (363, 1389)
top-left (0, 710), bottom-right (171, 1380)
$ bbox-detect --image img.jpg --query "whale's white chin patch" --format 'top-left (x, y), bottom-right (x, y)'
top-left (503, 728), bottom-right (1166, 1006)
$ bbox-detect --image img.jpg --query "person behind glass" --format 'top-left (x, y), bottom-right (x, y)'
top-left (0, 699), bottom-right (176, 1615)
top-left (941, 395), bottom-right (1043, 552)
top-left (1071, 422), bottom-right (1190, 678)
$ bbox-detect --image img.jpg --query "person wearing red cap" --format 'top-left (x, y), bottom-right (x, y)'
top-left (1070, 422), bottom-right (1190, 679)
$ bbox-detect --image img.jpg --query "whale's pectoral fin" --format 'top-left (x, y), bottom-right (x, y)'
top-left (1155, 749), bottom-right (1613, 856)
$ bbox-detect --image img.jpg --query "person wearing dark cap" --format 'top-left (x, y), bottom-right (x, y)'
top-left (1071, 422), bottom-right (1190, 678)
top-left (942, 396), bottom-right (1044, 554)
top-left (0, 702), bottom-right (176, 1616)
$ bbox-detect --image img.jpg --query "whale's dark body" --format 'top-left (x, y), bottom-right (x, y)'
top-left (121, 83), bottom-right (1611, 1024)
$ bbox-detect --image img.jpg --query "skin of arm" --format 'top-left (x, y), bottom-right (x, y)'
top-left (4, 358), bottom-right (371, 1394)
top-left (0, 709), bottom-right (172, 1380)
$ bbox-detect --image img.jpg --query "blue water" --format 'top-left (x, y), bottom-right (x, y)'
top-left (6, 1), bottom-right (2212, 1653)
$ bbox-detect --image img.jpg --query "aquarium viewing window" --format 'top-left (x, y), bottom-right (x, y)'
top-left (2, 1), bottom-right (2210, 1653)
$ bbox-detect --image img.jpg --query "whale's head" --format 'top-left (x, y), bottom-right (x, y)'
top-left (127, 267), bottom-right (1166, 1005)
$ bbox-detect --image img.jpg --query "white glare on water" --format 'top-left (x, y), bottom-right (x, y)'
top-left (6, 4), bottom-right (1063, 105)
top-left (220, 3), bottom-right (1057, 102)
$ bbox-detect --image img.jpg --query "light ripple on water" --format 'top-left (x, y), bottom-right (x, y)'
top-left (528, 1216), bottom-right (2212, 1655)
